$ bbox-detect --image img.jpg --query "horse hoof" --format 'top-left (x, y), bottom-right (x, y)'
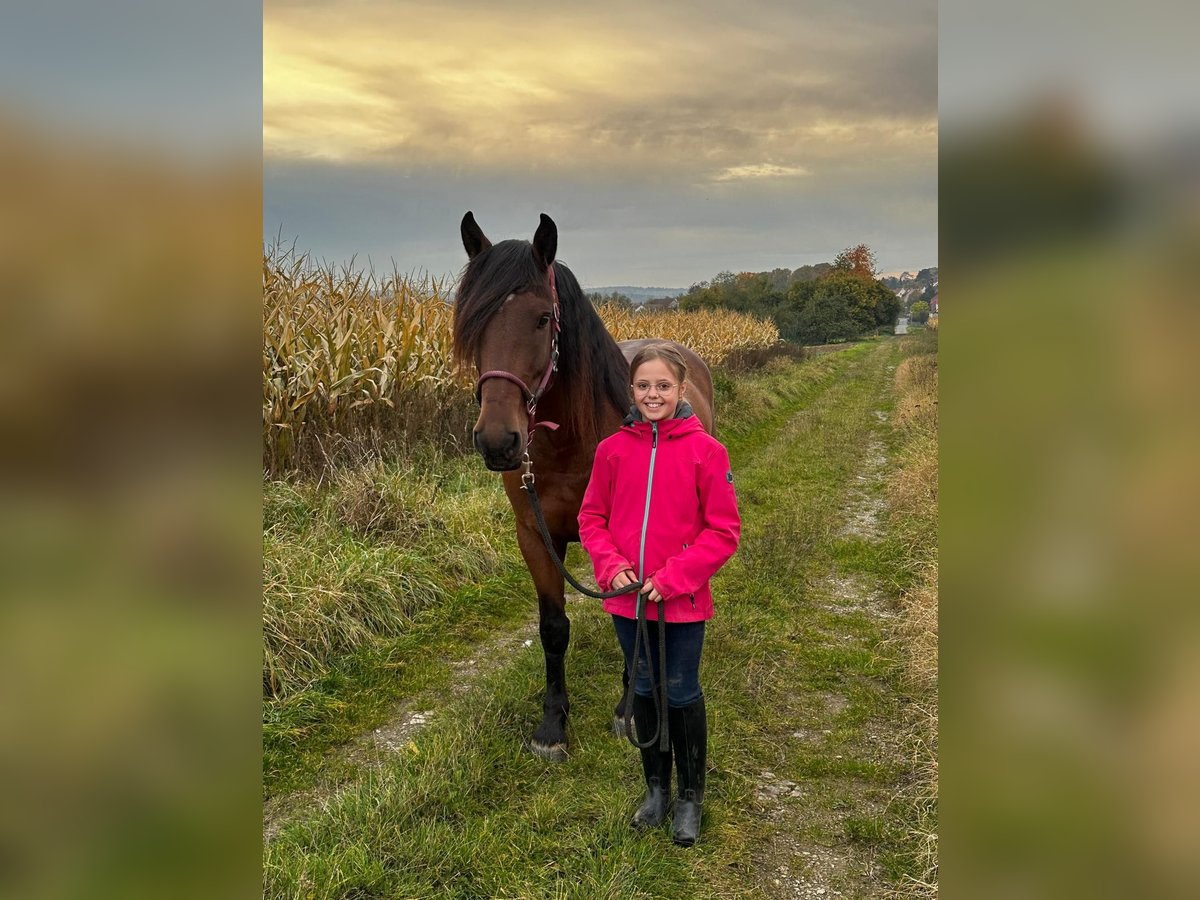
top-left (530, 741), bottom-right (568, 762)
top-left (612, 715), bottom-right (629, 738)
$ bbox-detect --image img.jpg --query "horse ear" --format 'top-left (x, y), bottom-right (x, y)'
top-left (461, 211), bottom-right (492, 260)
top-left (532, 213), bottom-right (557, 270)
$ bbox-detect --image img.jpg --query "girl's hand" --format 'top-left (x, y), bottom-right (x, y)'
top-left (611, 569), bottom-right (638, 590)
top-left (641, 578), bottom-right (663, 604)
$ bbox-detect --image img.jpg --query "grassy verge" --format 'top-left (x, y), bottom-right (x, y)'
top-left (263, 453), bottom-right (530, 797)
top-left (265, 339), bottom-right (930, 897)
top-left (882, 329), bottom-right (939, 896)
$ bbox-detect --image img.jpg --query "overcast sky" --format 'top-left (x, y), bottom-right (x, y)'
top-left (264, 0), bottom-right (937, 287)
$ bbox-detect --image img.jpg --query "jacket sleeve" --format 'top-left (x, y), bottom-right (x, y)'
top-left (649, 442), bottom-right (741, 600)
top-left (578, 444), bottom-right (635, 592)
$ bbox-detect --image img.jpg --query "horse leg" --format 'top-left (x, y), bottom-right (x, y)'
top-left (517, 525), bottom-right (571, 761)
top-left (532, 590), bottom-right (570, 759)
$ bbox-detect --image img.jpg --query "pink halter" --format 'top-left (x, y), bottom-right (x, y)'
top-left (474, 265), bottom-right (562, 435)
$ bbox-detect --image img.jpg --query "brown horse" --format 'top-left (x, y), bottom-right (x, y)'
top-left (453, 211), bottom-right (715, 759)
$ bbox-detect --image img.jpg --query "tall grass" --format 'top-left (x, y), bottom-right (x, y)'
top-left (887, 328), bottom-right (939, 897)
top-left (263, 455), bottom-right (514, 702)
top-left (261, 450), bottom-right (533, 796)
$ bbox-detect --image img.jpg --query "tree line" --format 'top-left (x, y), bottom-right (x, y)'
top-left (678, 244), bottom-right (901, 345)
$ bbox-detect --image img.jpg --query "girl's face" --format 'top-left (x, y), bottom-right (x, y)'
top-left (632, 359), bottom-right (684, 422)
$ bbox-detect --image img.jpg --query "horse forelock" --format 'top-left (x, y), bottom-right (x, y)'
top-left (452, 239), bottom-right (545, 368)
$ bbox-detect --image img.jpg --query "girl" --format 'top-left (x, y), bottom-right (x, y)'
top-left (578, 343), bottom-right (741, 847)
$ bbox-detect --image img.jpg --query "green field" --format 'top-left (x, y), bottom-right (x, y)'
top-left (264, 338), bottom-right (935, 898)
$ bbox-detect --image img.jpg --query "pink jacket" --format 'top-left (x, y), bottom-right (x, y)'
top-left (578, 405), bottom-right (741, 623)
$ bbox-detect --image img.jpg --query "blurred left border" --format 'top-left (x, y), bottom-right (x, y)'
top-left (0, 3), bottom-right (262, 899)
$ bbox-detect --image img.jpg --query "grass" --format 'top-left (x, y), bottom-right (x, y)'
top-left (264, 337), bottom-right (935, 897)
top-left (263, 452), bottom-right (532, 797)
top-left (883, 328), bottom-right (939, 897)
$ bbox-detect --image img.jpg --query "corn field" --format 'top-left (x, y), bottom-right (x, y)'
top-left (263, 249), bottom-right (474, 475)
top-left (264, 250), bottom-right (780, 476)
top-left (595, 303), bottom-right (779, 364)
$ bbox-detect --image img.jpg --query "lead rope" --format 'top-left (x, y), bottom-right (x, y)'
top-left (521, 463), bottom-right (669, 751)
top-left (622, 592), bottom-right (670, 751)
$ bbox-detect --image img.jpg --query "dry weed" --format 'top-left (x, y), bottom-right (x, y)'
top-left (886, 334), bottom-right (939, 898)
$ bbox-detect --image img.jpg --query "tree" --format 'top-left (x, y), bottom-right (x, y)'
top-left (679, 246), bottom-right (897, 344)
top-left (833, 243), bottom-right (878, 279)
top-left (795, 280), bottom-right (859, 344)
top-left (910, 300), bottom-right (930, 324)
top-left (772, 279), bottom-right (818, 341)
top-left (767, 267), bottom-right (791, 291)
top-left (870, 280), bottom-right (902, 326)
top-left (789, 262), bottom-right (832, 284)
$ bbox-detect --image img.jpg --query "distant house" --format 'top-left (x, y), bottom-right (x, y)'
top-left (929, 293), bottom-right (938, 314)
top-left (638, 296), bottom-right (679, 312)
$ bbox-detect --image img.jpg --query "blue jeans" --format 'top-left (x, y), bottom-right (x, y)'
top-left (612, 614), bottom-right (705, 707)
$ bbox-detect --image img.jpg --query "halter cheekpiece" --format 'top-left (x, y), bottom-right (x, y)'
top-left (473, 265), bottom-right (562, 440)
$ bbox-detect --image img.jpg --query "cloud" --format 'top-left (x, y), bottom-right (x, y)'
top-left (263, 0), bottom-right (936, 180)
top-left (713, 163), bottom-right (811, 182)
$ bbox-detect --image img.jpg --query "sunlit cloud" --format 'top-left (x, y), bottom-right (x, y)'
top-left (264, 0), bottom-right (937, 179)
top-left (713, 163), bottom-right (811, 182)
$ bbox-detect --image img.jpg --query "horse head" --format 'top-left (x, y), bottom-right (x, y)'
top-left (455, 211), bottom-right (561, 471)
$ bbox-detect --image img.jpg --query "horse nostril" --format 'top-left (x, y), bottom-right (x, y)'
top-left (508, 431), bottom-right (521, 452)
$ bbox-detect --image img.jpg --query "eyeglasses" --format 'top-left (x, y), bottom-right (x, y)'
top-left (632, 381), bottom-right (679, 395)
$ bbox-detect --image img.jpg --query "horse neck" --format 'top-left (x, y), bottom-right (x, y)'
top-left (531, 382), bottom-right (582, 456)
top-left (533, 359), bottom-right (625, 462)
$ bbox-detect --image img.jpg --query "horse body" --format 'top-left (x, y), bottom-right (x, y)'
top-left (453, 212), bottom-right (714, 759)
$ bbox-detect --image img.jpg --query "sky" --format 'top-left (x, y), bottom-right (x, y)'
top-left (263, 0), bottom-right (937, 287)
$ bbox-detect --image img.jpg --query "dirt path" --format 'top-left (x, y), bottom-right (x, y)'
top-left (264, 617), bottom-right (541, 844)
top-left (741, 352), bottom-right (907, 898)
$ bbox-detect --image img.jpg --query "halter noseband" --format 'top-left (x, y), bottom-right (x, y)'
top-left (474, 265), bottom-right (561, 435)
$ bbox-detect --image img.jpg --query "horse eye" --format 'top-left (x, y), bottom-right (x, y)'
top-left (536, 313), bottom-right (552, 329)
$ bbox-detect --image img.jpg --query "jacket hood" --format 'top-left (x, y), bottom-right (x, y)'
top-left (623, 399), bottom-right (694, 425)
top-left (621, 400), bottom-right (704, 437)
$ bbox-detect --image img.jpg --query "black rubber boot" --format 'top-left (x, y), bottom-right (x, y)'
top-left (669, 697), bottom-right (707, 847)
top-left (631, 693), bottom-right (672, 829)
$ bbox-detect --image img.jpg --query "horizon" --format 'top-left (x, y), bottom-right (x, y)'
top-left (264, 239), bottom-right (937, 295)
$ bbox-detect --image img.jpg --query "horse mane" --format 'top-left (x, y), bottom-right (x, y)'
top-left (453, 239), bottom-right (630, 444)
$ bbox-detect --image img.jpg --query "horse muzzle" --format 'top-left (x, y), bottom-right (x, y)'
top-left (473, 426), bottom-right (525, 471)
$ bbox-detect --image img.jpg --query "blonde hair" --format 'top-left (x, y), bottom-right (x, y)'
top-left (629, 343), bottom-right (688, 386)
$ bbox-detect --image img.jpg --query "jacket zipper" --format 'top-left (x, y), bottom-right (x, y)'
top-left (636, 422), bottom-right (659, 582)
